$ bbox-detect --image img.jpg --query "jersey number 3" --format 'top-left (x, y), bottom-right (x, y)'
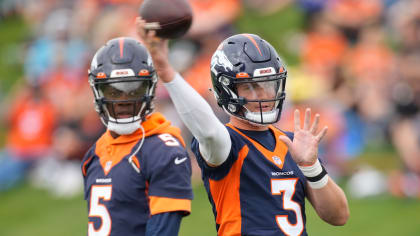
top-left (271, 178), bottom-right (304, 236)
top-left (88, 185), bottom-right (112, 236)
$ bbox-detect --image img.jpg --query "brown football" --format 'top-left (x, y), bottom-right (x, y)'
top-left (139, 0), bottom-right (193, 39)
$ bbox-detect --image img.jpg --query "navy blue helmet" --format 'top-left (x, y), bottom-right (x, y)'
top-left (88, 37), bottom-right (157, 128)
top-left (210, 34), bottom-right (287, 124)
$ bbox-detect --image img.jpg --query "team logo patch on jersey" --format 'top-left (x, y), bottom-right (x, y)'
top-left (105, 161), bottom-right (112, 173)
top-left (272, 156), bottom-right (282, 166)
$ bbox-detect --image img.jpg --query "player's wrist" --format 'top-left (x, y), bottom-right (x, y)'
top-left (158, 66), bottom-right (176, 83)
top-left (298, 159), bottom-right (329, 189)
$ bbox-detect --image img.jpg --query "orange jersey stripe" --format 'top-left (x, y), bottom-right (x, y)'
top-left (209, 145), bottom-right (249, 236)
top-left (149, 196), bottom-right (191, 215)
top-left (227, 124), bottom-right (288, 169)
top-left (82, 156), bottom-right (94, 176)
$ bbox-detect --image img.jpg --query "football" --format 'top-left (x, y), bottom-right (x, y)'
top-left (139, 0), bottom-right (193, 39)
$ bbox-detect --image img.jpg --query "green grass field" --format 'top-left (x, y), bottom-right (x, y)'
top-left (0, 182), bottom-right (419, 236)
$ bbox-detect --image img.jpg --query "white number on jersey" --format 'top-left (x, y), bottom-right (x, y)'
top-left (271, 178), bottom-right (304, 236)
top-left (158, 133), bottom-right (180, 146)
top-left (88, 185), bottom-right (112, 236)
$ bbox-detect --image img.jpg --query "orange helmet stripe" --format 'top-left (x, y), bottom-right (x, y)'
top-left (119, 38), bottom-right (125, 58)
top-left (243, 34), bottom-right (262, 56)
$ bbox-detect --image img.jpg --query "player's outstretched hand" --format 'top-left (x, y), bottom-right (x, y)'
top-left (135, 17), bottom-right (175, 83)
top-left (278, 108), bottom-right (328, 166)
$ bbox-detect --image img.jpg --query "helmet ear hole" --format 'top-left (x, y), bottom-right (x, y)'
top-left (228, 104), bottom-right (237, 112)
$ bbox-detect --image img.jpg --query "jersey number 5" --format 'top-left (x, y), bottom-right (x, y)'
top-left (271, 178), bottom-right (304, 236)
top-left (158, 133), bottom-right (180, 146)
top-left (88, 185), bottom-right (112, 236)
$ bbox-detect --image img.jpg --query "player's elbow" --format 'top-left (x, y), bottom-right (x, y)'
top-left (323, 208), bottom-right (349, 226)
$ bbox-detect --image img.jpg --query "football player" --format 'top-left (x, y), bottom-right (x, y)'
top-left (137, 17), bottom-right (349, 236)
top-left (81, 37), bottom-right (193, 236)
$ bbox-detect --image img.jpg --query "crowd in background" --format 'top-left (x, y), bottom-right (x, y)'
top-left (0, 0), bottom-right (419, 199)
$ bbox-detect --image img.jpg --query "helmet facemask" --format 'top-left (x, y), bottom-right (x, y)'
top-left (90, 74), bottom-right (157, 135)
top-left (218, 73), bottom-right (286, 125)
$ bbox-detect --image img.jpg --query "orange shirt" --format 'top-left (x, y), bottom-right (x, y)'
top-left (7, 95), bottom-right (56, 158)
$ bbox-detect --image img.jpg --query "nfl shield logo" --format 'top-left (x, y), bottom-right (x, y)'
top-left (272, 156), bottom-right (282, 165)
top-left (105, 161), bottom-right (112, 172)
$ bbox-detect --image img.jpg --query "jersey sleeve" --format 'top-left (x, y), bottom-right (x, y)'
top-left (145, 211), bottom-right (183, 236)
top-left (143, 135), bottom-right (193, 216)
top-left (191, 126), bottom-right (246, 181)
top-left (164, 73), bottom-right (231, 165)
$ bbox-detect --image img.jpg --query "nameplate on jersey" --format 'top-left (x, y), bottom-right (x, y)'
top-left (96, 178), bottom-right (112, 183)
top-left (271, 171), bottom-right (294, 176)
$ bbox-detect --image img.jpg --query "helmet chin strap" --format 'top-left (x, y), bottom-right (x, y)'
top-left (107, 116), bottom-right (141, 135)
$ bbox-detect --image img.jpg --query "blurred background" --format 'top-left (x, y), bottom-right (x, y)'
top-left (0, 0), bottom-right (419, 235)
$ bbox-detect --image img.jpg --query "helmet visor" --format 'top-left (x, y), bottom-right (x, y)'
top-left (232, 74), bottom-right (286, 123)
top-left (98, 79), bottom-right (151, 100)
top-left (234, 74), bottom-right (285, 102)
top-left (95, 78), bottom-right (154, 121)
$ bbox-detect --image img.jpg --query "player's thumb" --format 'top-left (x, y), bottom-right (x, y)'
top-left (278, 135), bottom-right (292, 148)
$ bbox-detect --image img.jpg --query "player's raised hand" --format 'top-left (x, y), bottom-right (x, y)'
top-left (135, 17), bottom-right (175, 83)
top-left (278, 108), bottom-right (328, 166)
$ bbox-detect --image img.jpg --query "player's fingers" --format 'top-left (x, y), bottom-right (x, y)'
top-left (294, 109), bottom-right (301, 131)
top-left (278, 135), bottom-right (293, 148)
top-left (303, 108), bottom-right (311, 130)
top-left (309, 113), bottom-right (320, 134)
top-left (315, 126), bottom-right (328, 143)
top-left (145, 30), bottom-right (158, 47)
top-left (146, 29), bottom-right (156, 39)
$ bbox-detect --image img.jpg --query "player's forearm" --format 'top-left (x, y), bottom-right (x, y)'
top-left (164, 73), bottom-right (231, 165)
top-left (145, 212), bottom-right (182, 236)
top-left (156, 63), bottom-right (176, 83)
top-left (307, 178), bottom-right (349, 226)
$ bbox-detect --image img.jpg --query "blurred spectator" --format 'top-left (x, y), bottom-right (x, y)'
top-left (188, 0), bottom-right (241, 37)
top-left (343, 25), bottom-right (397, 146)
top-left (242, 0), bottom-right (293, 15)
top-left (0, 83), bottom-right (56, 192)
top-left (24, 8), bottom-right (89, 85)
top-left (325, 0), bottom-right (383, 43)
top-left (300, 14), bottom-right (349, 84)
top-left (385, 0), bottom-right (420, 198)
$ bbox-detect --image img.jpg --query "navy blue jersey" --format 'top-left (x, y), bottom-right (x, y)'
top-left (192, 124), bottom-right (308, 236)
top-left (82, 113), bottom-right (193, 236)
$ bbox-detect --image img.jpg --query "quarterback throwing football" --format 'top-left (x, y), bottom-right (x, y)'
top-left (137, 17), bottom-right (349, 236)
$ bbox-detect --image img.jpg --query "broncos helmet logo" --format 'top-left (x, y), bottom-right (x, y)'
top-left (211, 49), bottom-right (234, 76)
